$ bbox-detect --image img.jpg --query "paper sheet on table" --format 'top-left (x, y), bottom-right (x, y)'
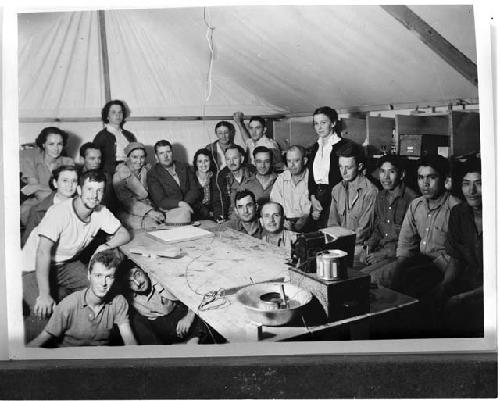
top-left (146, 226), bottom-right (214, 244)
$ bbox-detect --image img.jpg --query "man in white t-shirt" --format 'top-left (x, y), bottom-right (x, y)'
top-left (22, 170), bottom-right (131, 319)
top-left (233, 112), bottom-right (283, 170)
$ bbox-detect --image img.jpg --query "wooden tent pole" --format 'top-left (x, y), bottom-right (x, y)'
top-left (381, 5), bottom-right (478, 87)
top-left (98, 10), bottom-right (112, 103)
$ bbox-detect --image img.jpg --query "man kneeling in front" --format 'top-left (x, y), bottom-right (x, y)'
top-left (28, 249), bottom-right (137, 347)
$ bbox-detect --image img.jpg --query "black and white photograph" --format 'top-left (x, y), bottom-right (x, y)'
top-left (0, 1), bottom-right (497, 397)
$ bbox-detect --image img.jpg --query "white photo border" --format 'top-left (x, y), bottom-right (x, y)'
top-left (2, 0), bottom-right (497, 360)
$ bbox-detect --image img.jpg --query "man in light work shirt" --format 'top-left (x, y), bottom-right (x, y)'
top-left (225, 190), bottom-right (263, 238)
top-left (375, 155), bottom-right (461, 298)
top-left (22, 170), bottom-right (131, 319)
top-left (233, 112), bottom-right (283, 170)
top-left (328, 146), bottom-right (378, 247)
top-left (361, 155), bottom-right (417, 273)
top-left (270, 145), bottom-right (311, 232)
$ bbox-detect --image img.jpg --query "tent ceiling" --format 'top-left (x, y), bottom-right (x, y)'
top-left (18, 5), bottom-right (478, 120)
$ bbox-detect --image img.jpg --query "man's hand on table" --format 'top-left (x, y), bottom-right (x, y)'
top-left (177, 310), bottom-right (195, 338)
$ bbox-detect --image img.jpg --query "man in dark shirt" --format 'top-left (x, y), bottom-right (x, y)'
top-left (361, 155), bottom-right (417, 272)
top-left (216, 144), bottom-right (257, 219)
top-left (147, 140), bottom-right (202, 222)
top-left (440, 157), bottom-right (483, 336)
top-left (225, 190), bottom-right (262, 238)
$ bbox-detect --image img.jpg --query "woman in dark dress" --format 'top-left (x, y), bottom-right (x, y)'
top-left (193, 148), bottom-right (224, 221)
top-left (93, 99), bottom-right (137, 176)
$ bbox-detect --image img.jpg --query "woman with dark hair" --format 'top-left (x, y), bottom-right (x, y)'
top-left (193, 148), bottom-right (224, 221)
top-left (205, 121), bottom-right (237, 170)
top-left (93, 99), bottom-right (137, 176)
top-left (307, 106), bottom-right (355, 228)
top-left (20, 127), bottom-right (75, 225)
top-left (21, 165), bottom-right (78, 247)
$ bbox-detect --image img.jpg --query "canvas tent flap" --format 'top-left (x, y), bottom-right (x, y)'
top-left (18, 5), bottom-right (478, 120)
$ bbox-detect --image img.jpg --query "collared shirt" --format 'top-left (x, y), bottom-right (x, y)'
top-left (366, 184), bottom-right (417, 254)
top-left (133, 279), bottom-right (178, 320)
top-left (225, 218), bottom-right (263, 239)
top-left (20, 148), bottom-right (74, 196)
top-left (262, 229), bottom-right (297, 250)
top-left (240, 172), bottom-right (278, 208)
top-left (312, 134), bottom-right (341, 185)
top-left (113, 162), bottom-right (153, 217)
top-left (226, 165), bottom-right (257, 214)
top-left (44, 289), bottom-right (129, 347)
top-left (209, 141), bottom-right (227, 170)
top-left (270, 168), bottom-right (311, 219)
top-left (105, 124), bottom-right (128, 162)
top-left (163, 164), bottom-right (180, 186)
top-left (196, 171), bottom-right (213, 205)
top-left (445, 202), bottom-right (483, 290)
top-left (328, 175), bottom-right (378, 244)
top-left (397, 191), bottom-right (461, 259)
top-left (245, 137), bottom-right (280, 165)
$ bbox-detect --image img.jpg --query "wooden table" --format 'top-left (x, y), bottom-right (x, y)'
top-left (120, 224), bottom-right (419, 343)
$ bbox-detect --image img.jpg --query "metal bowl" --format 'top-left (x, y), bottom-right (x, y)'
top-left (236, 283), bottom-right (313, 326)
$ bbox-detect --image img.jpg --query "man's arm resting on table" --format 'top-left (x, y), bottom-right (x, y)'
top-left (95, 225), bottom-right (131, 254)
top-left (28, 329), bottom-right (55, 347)
top-left (118, 322), bottom-right (138, 345)
top-left (34, 236), bottom-right (56, 319)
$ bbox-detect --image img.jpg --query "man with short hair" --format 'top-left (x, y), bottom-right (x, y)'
top-left (361, 155), bottom-right (417, 272)
top-left (79, 142), bottom-right (103, 172)
top-left (127, 265), bottom-right (205, 344)
top-left (260, 201), bottom-right (297, 250)
top-left (270, 145), bottom-right (311, 232)
top-left (440, 157), bottom-right (483, 336)
top-left (22, 170), bottom-right (131, 319)
top-left (216, 144), bottom-right (257, 219)
top-left (233, 112), bottom-right (282, 169)
top-left (240, 146), bottom-right (278, 208)
top-left (78, 142), bottom-right (114, 210)
top-left (28, 249), bottom-right (137, 347)
top-left (147, 140), bottom-right (202, 221)
top-left (205, 121), bottom-right (238, 170)
top-left (328, 146), bottom-right (378, 246)
top-left (372, 155), bottom-right (462, 297)
top-left (225, 190), bottom-right (262, 238)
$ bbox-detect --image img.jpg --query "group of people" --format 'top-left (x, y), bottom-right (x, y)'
top-left (19, 100), bottom-right (483, 347)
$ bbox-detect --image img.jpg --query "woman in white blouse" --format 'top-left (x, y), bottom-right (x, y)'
top-left (307, 106), bottom-right (353, 229)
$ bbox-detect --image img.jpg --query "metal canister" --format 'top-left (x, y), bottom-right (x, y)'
top-left (315, 251), bottom-right (328, 278)
top-left (316, 249), bottom-right (348, 280)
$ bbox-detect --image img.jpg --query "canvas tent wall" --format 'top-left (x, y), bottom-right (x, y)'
top-left (18, 5), bottom-right (478, 164)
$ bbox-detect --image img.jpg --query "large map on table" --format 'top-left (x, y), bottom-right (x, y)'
top-left (122, 227), bottom-right (291, 341)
